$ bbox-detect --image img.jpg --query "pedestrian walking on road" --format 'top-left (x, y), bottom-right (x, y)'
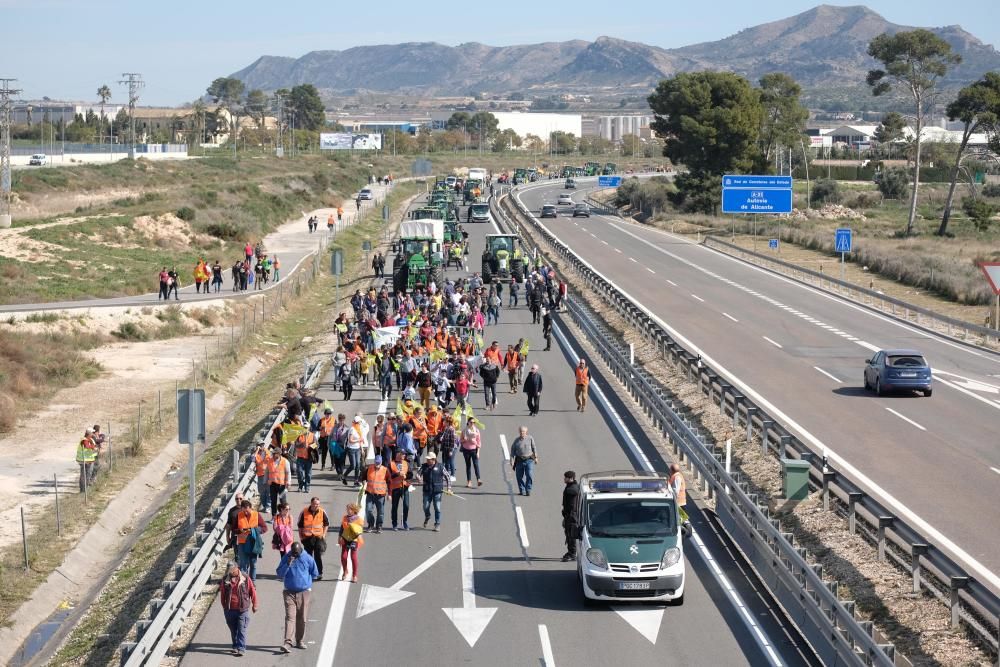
top-left (211, 259), bottom-right (223, 293)
top-left (479, 358), bottom-right (499, 411)
top-left (421, 452), bottom-right (451, 531)
top-left (337, 206), bottom-right (344, 223)
top-left (343, 416), bottom-right (365, 487)
top-left (364, 456), bottom-right (390, 533)
top-left (389, 450), bottom-right (412, 530)
top-left (523, 364), bottom-right (543, 416)
top-left (277, 542), bottom-right (318, 654)
top-left (510, 426), bottom-right (538, 496)
top-left (669, 463), bottom-right (690, 530)
top-left (158, 267), bottom-right (169, 300)
top-left (272, 503), bottom-right (294, 555)
top-left (224, 493), bottom-right (244, 554)
top-left (268, 449), bottom-right (291, 516)
top-left (236, 500), bottom-right (264, 581)
top-left (542, 308), bottom-right (553, 351)
top-left (504, 345), bottom-right (520, 394)
top-left (438, 415), bottom-right (458, 480)
top-left (561, 471), bottom-right (580, 561)
top-left (253, 442), bottom-right (270, 513)
top-left (460, 420), bottom-right (482, 487)
top-left (574, 359), bottom-right (590, 412)
top-left (338, 503), bottom-right (364, 582)
top-left (219, 561), bottom-right (258, 657)
top-left (166, 267), bottom-right (180, 300)
top-left (298, 497), bottom-right (329, 579)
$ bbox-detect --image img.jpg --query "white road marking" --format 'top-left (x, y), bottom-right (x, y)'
top-left (520, 188), bottom-right (1000, 589)
top-left (539, 624), bottom-right (556, 667)
top-left (691, 294), bottom-right (705, 303)
top-left (615, 248), bottom-right (622, 253)
top-left (666, 279), bottom-right (678, 287)
top-left (646, 267), bottom-right (656, 274)
top-left (629, 257), bottom-right (638, 263)
top-left (933, 376), bottom-right (1000, 412)
top-left (515, 506), bottom-right (530, 548)
top-left (601, 240), bottom-right (609, 245)
top-left (316, 581), bottom-right (352, 666)
top-left (934, 370), bottom-right (1000, 394)
top-left (854, 340), bottom-right (882, 353)
top-left (499, 434), bottom-right (510, 461)
top-left (356, 536), bottom-right (463, 617)
top-left (723, 312), bottom-right (739, 323)
top-left (762, 336), bottom-right (783, 349)
top-left (590, 233), bottom-right (597, 238)
top-left (813, 366), bottom-right (842, 383)
top-left (884, 407), bottom-right (927, 431)
top-left (581, 227), bottom-right (588, 232)
top-left (442, 521), bottom-right (498, 647)
top-left (990, 467), bottom-right (1000, 476)
top-left (612, 606), bottom-right (665, 645)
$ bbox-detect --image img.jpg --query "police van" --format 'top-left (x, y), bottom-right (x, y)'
top-left (575, 471), bottom-right (685, 605)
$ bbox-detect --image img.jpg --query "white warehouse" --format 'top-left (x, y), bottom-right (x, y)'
top-left (431, 111), bottom-right (582, 140)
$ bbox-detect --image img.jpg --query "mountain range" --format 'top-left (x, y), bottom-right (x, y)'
top-left (228, 5), bottom-right (1000, 101)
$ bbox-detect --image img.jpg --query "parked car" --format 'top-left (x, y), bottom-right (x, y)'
top-left (863, 349), bottom-right (932, 396)
top-left (558, 194), bottom-right (574, 206)
top-left (28, 154), bottom-right (48, 166)
top-left (541, 204), bottom-right (557, 218)
top-left (358, 188), bottom-right (374, 200)
top-left (565, 178), bottom-right (577, 189)
top-left (572, 203), bottom-right (590, 218)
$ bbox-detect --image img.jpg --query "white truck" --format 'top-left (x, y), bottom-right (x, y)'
top-left (467, 167), bottom-right (487, 183)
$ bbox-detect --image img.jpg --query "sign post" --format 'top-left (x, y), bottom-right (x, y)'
top-left (978, 262), bottom-right (1000, 331)
top-left (331, 248), bottom-right (344, 311)
top-left (177, 388), bottom-right (206, 529)
top-left (835, 228), bottom-right (853, 282)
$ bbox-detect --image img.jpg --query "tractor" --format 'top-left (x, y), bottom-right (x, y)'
top-left (391, 220), bottom-right (445, 293)
top-left (481, 233), bottom-right (525, 285)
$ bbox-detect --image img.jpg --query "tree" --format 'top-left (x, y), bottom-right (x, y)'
top-left (550, 131), bottom-right (577, 155)
top-left (875, 167), bottom-right (910, 199)
top-left (619, 134), bottom-right (642, 157)
top-left (445, 112), bottom-right (471, 132)
top-left (867, 29), bottom-right (961, 235)
top-left (963, 197), bottom-right (996, 232)
top-left (96, 84), bottom-right (111, 145)
top-left (873, 111), bottom-right (906, 145)
top-left (288, 84), bottom-right (326, 131)
top-left (938, 72), bottom-right (1000, 236)
top-left (244, 89), bottom-right (270, 132)
top-left (523, 134), bottom-right (545, 153)
top-left (492, 128), bottom-right (521, 152)
top-left (757, 73), bottom-right (808, 167)
top-left (469, 111), bottom-right (499, 143)
top-left (648, 71), bottom-right (763, 213)
top-left (207, 77), bottom-right (246, 150)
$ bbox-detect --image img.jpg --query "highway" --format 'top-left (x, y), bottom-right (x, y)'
top-left (180, 192), bottom-right (814, 666)
top-left (517, 180), bottom-right (1000, 588)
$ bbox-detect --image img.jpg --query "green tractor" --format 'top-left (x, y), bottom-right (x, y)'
top-left (462, 179), bottom-right (483, 204)
top-left (481, 233), bottom-right (526, 285)
top-left (584, 161), bottom-right (601, 176)
top-left (392, 220), bottom-right (445, 293)
top-left (603, 162), bottom-right (618, 175)
top-left (443, 219), bottom-right (463, 244)
top-left (408, 206), bottom-right (441, 221)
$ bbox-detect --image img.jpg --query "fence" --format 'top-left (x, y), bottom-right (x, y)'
top-left (494, 187), bottom-right (1000, 663)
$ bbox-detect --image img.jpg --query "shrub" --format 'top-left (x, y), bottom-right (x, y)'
top-left (963, 198), bottom-right (996, 232)
top-left (176, 206), bottom-right (197, 222)
top-left (846, 192), bottom-right (881, 210)
top-left (875, 168), bottom-right (910, 200)
top-left (112, 321), bottom-right (148, 341)
top-left (203, 221), bottom-right (243, 241)
top-left (810, 179), bottom-right (841, 206)
top-left (982, 183), bottom-right (1000, 198)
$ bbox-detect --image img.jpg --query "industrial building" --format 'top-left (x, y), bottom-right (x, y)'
top-left (430, 111), bottom-right (582, 140)
top-left (594, 115), bottom-right (653, 142)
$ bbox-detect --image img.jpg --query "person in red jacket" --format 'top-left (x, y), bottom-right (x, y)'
top-left (219, 560), bottom-right (258, 656)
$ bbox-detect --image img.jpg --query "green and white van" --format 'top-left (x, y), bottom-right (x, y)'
top-left (576, 471), bottom-right (685, 605)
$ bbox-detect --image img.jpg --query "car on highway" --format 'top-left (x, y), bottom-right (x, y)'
top-left (572, 203), bottom-right (590, 217)
top-left (863, 349), bottom-right (933, 397)
top-left (358, 188), bottom-right (374, 200)
top-left (557, 193), bottom-right (574, 206)
top-left (575, 472), bottom-right (685, 604)
top-left (541, 203), bottom-right (557, 218)
top-left (565, 178), bottom-right (576, 189)
top-left (469, 202), bottom-right (491, 223)
top-left (445, 176), bottom-right (458, 188)
top-left (28, 154), bottom-right (47, 166)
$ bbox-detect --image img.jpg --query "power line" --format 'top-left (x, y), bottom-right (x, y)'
top-left (118, 72), bottom-right (144, 160)
top-left (1, 77), bottom-right (23, 228)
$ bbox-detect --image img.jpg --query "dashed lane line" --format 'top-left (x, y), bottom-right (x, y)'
top-left (813, 366), bottom-right (842, 383)
top-left (691, 294), bottom-right (705, 303)
top-left (723, 313), bottom-right (739, 323)
top-left (762, 336), bottom-right (783, 349)
top-left (885, 407), bottom-right (927, 431)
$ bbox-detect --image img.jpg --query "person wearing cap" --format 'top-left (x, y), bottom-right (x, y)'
top-left (561, 471), bottom-right (581, 561)
top-left (389, 450), bottom-right (412, 530)
top-left (420, 451), bottom-right (451, 531)
top-left (523, 364), bottom-right (543, 416)
top-left (574, 358), bottom-right (590, 412)
top-left (218, 560), bottom-right (258, 656)
top-left (364, 455), bottom-right (390, 533)
top-left (76, 428), bottom-right (98, 492)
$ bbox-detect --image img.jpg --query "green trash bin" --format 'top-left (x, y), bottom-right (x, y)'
top-left (781, 459), bottom-right (811, 501)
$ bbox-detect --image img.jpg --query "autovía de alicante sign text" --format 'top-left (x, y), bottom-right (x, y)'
top-left (721, 175), bottom-right (793, 215)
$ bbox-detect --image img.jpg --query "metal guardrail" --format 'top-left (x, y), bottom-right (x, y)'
top-left (496, 186), bottom-right (1000, 663)
top-left (118, 360), bottom-right (325, 666)
top-left (702, 235), bottom-right (1000, 349)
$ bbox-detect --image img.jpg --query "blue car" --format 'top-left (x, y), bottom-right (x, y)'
top-left (863, 349), bottom-right (932, 397)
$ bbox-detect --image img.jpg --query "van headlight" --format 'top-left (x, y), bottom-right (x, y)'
top-left (661, 547), bottom-right (681, 569)
top-left (586, 548), bottom-right (608, 569)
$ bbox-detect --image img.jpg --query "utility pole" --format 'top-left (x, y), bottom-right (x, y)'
top-left (274, 91), bottom-right (285, 157)
top-left (1, 77), bottom-right (22, 229)
top-left (118, 72), bottom-right (144, 160)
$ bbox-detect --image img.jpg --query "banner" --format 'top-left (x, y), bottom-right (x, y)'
top-left (319, 133), bottom-right (383, 150)
top-left (373, 326), bottom-right (402, 348)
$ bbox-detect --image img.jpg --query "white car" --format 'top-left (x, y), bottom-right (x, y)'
top-left (557, 193), bottom-right (574, 206)
top-left (358, 188), bottom-right (374, 200)
top-left (29, 154), bottom-right (48, 166)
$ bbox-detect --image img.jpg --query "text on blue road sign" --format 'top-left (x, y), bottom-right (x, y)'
top-left (598, 175), bottom-right (623, 187)
top-left (723, 175), bottom-right (792, 189)
top-left (721, 188), bottom-right (793, 214)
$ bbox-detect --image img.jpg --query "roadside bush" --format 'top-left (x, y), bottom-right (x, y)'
top-left (875, 168), bottom-right (910, 200)
top-left (112, 321), bottom-right (148, 342)
top-left (982, 183), bottom-right (1000, 198)
top-left (313, 171), bottom-right (330, 191)
top-left (176, 206), bottom-right (197, 222)
top-left (845, 192), bottom-right (881, 210)
top-left (810, 179), bottom-right (841, 206)
top-left (963, 198), bottom-right (996, 232)
top-left (203, 221), bottom-right (243, 241)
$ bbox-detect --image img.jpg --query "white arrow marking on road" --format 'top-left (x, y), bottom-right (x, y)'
top-left (356, 535), bottom-right (461, 618)
top-left (442, 521), bottom-right (498, 647)
top-left (611, 605), bottom-right (665, 644)
top-left (934, 370), bottom-right (1000, 394)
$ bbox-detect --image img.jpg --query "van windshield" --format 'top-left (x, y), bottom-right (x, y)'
top-left (586, 499), bottom-right (675, 537)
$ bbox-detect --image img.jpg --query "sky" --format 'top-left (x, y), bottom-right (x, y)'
top-left (2, 0), bottom-right (997, 106)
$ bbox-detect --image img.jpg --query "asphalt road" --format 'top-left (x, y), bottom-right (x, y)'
top-left (518, 180), bottom-right (1000, 589)
top-left (180, 194), bottom-right (814, 666)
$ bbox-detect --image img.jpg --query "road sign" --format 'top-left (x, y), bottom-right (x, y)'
top-left (362, 240), bottom-right (372, 252)
top-left (598, 175), bottom-right (622, 187)
top-left (768, 239), bottom-right (779, 250)
top-left (721, 174), bottom-right (793, 214)
top-left (979, 262), bottom-right (1000, 295)
top-left (331, 248), bottom-right (344, 276)
top-left (835, 228), bottom-right (852, 253)
top-left (177, 389), bottom-right (206, 444)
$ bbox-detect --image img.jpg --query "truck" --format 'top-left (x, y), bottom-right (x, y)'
top-left (574, 470), bottom-right (685, 605)
top-left (467, 167), bottom-right (487, 183)
top-left (391, 220), bottom-right (445, 293)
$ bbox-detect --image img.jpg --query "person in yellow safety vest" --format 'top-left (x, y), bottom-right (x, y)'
top-left (253, 442), bottom-right (271, 513)
top-left (76, 428), bottom-right (98, 493)
top-left (294, 432), bottom-right (317, 493)
top-left (449, 243), bottom-right (463, 269)
top-left (495, 247), bottom-right (510, 272)
top-left (668, 462), bottom-right (690, 528)
top-left (364, 456), bottom-right (391, 532)
top-left (389, 450), bottom-right (411, 530)
top-left (236, 499), bottom-right (262, 580)
top-left (298, 497), bottom-right (330, 578)
top-left (513, 247), bottom-right (522, 259)
top-left (268, 449), bottom-right (291, 519)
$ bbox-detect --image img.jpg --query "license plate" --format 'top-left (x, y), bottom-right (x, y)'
top-left (617, 581), bottom-right (650, 590)
top-left (899, 372), bottom-right (917, 378)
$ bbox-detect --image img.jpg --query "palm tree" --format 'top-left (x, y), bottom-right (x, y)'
top-left (97, 85), bottom-right (111, 146)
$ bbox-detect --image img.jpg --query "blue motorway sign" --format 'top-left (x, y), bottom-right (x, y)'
top-left (835, 228), bottom-right (852, 253)
top-left (768, 239), bottom-right (779, 250)
top-left (598, 175), bottom-right (622, 187)
top-left (721, 174), bottom-right (793, 214)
